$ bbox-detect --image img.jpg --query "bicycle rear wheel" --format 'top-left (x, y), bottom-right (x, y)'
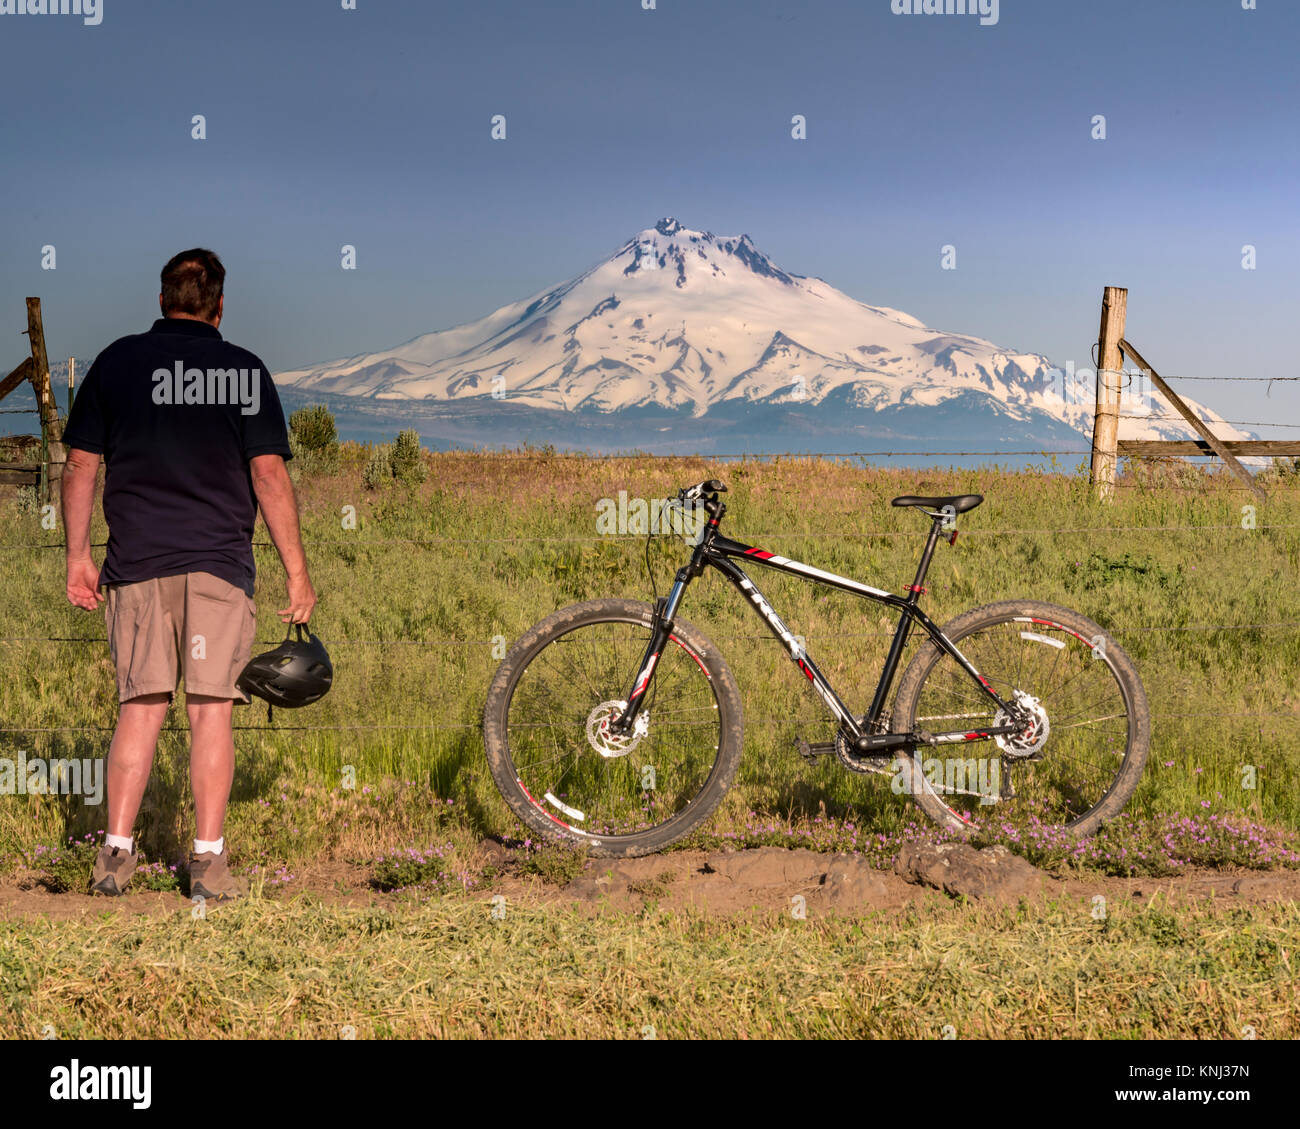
top-left (892, 600), bottom-right (1150, 837)
top-left (483, 598), bottom-right (743, 857)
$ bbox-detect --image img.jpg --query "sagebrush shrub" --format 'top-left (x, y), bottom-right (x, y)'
top-left (391, 429), bottom-right (427, 484)
top-left (362, 443), bottom-right (393, 490)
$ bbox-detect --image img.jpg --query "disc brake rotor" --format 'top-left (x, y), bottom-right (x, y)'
top-left (586, 700), bottom-right (649, 758)
top-left (995, 690), bottom-right (1050, 760)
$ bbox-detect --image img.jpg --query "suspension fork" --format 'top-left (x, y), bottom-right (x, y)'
top-left (611, 501), bottom-right (721, 735)
top-left (610, 570), bottom-right (688, 735)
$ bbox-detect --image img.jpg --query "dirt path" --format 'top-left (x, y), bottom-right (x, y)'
top-left (2, 846), bottom-right (1298, 922)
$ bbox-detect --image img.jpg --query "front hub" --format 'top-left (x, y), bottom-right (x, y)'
top-left (586, 701), bottom-right (650, 758)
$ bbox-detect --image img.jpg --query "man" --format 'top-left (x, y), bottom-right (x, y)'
top-left (61, 248), bottom-right (316, 903)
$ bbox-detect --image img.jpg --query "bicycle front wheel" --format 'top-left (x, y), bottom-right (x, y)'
top-left (483, 599), bottom-right (743, 857)
top-left (892, 600), bottom-right (1150, 838)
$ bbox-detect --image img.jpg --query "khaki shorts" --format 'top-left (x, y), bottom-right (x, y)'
top-left (103, 571), bottom-right (257, 703)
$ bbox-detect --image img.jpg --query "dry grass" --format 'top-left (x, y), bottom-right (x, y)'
top-left (2, 888), bottom-right (1295, 1039)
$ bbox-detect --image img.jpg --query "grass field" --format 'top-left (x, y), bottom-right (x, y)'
top-left (1, 443), bottom-right (1298, 1038)
top-left (4, 444), bottom-right (1298, 860)
top-left (4, 890), bottom-right (1297, 1039)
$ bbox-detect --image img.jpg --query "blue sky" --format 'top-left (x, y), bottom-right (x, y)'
top-left (1, 0), bottom-right (1296, 433)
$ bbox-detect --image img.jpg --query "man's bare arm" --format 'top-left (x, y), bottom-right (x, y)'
top-left (249, 453), bottom-right (316, 623)
top-left (62, 448), bottom-right (104, 610)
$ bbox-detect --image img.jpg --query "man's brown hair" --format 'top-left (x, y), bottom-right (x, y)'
top-left (160, 248), bottom-right (225, 320)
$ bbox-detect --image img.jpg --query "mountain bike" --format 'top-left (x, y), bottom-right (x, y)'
top-left (483, 480), bottom-right (1150, 857)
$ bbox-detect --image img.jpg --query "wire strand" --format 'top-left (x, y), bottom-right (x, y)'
top-left (3, 712), bottom-right (1296, 735)
top-left (2, 621), bottom-right (1296, 649)
top-left (2, 520), bottom-right (1297, 551)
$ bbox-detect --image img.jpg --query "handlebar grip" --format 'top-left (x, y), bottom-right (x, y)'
top-left (681, 478), bottom-right (733, 499)
top-left (679, 479), bottom-right (727, 502)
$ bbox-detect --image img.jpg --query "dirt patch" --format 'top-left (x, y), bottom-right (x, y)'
top-left (2, 846), bottom-right (1298, 922)
top-left (0, 882), bottom-right (185, 922)
top-left (0, 860), bottom-right (391, 921)
top-left (521, 847), bottom-right (1300, 917)
top-left (557, 848), bottom-right (907, 915)
top-left (894, 841), bottom-right (1044, 901)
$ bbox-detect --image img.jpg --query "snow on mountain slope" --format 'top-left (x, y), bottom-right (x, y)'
top-left (276, 219), bottom-right (1248, 445)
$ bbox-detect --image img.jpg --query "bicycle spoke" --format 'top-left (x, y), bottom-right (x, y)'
top-left (905, 613), bottom-right (1144, 833)
top-left (504, 618), bottom-right (725, 839)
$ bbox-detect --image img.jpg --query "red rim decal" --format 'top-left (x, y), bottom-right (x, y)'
top-left (670, 633), bottom-right (710, 676)
top-left (1029, 618), bottom-right (1090, 645)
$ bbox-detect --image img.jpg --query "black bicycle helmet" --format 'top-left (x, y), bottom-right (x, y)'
top-left (236, 624), bottom-right (333, 709)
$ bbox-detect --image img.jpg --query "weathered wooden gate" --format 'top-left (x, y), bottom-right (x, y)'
top-left (1089, 285), bottom-right (1300, 501)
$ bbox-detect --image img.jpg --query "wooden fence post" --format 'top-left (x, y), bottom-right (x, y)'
top-left (1090, 286), bottom-right (1127, 502)
top-left (26, 298), bottom-right (65, 505)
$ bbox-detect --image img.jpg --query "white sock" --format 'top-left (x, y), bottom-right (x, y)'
top-left (105, 833), bottom-right (133, 852)
top-left (194, 836), bottom-right (224, 855)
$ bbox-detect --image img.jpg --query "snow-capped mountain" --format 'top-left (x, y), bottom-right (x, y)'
top-left (275, 219), bottom-right (1248, 452)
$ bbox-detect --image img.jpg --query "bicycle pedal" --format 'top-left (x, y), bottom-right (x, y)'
top-left (796, 739), bottom-right (836, 762)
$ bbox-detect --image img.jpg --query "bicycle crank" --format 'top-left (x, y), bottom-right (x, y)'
top-left (833, 730), bottom-right (899, 776)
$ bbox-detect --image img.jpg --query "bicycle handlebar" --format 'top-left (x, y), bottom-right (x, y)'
top-left (679, 479), bottom-right (727, 502)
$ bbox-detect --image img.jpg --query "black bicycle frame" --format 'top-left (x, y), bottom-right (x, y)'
top-left (613, 500), bottom-right (1024, 753)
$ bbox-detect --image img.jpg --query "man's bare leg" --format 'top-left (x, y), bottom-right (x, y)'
top-left (105, 692), bottom-right (170, 838)
top-left (186, 694), bottom-right (235, 842)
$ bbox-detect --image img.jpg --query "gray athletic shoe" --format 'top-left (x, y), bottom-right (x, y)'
top-left (91, 844), bottom-right (138, 895)
top-left (188, 850), bottom-right (245, 904)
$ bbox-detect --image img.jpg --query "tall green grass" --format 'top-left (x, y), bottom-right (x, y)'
top-left (2, 446), bottom-right (1298, 866)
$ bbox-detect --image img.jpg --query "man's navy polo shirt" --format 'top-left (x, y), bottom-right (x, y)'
top-left (62, 317), bottom-right (293, 598)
